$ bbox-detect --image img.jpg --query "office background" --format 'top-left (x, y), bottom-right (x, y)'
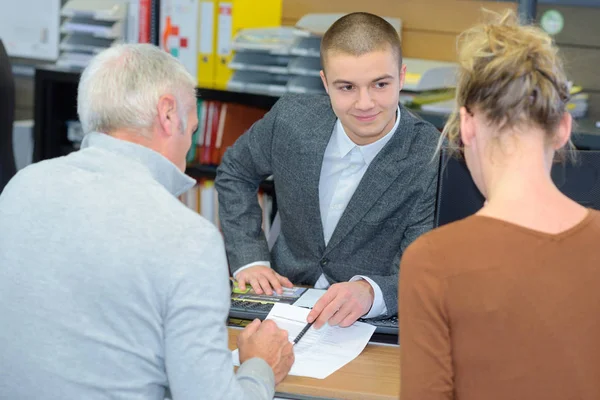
top-left (6, 0), bottom-right (600, 122)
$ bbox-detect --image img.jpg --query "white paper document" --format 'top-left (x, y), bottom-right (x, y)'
top-left (232, 303), bottom-right (376, 379)
top-left (292, 288), bottom-right (327, 308)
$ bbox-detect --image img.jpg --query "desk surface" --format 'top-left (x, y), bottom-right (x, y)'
top-left (228, 327), bottom-right (400, 400)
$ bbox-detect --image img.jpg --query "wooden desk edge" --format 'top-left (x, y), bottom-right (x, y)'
top-left (228, 327), bottom-right (400, 400)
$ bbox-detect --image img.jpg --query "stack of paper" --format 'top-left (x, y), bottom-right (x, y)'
top-left (232, 303), bottom-right (376, 379)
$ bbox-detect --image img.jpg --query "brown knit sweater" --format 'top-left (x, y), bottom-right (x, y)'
top-left (399, 210), bottom-right (600, 400)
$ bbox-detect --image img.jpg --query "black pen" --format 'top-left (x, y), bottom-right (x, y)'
top-left (292, 322), bottom-right (314, 346)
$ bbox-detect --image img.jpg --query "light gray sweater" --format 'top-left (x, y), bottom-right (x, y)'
top-left (0, 132), bottom-right (275, 400)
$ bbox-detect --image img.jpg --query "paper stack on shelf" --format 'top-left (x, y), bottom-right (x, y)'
top-left (57, 0), bottom-right (129, 69)
top-left (231, 27), bottom-right (300, 55)
top-left (397, 58), bottom-right (458, 117)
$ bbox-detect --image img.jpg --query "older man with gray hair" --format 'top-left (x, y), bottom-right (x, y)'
top-left (0, 44), bottom-right (293, 400)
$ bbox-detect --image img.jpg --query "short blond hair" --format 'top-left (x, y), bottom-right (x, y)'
top-left (320, 12), bottom-right (402, 72)
top-left (441, 9), bottom-right (571, 158)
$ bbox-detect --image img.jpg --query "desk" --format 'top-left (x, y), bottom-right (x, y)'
top-left (228, 327), bottom-right (400, 400)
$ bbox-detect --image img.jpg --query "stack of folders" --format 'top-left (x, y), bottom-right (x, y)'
top-left (159, 0), bottom-right (283, 89)
top-left (185, 100), bottom-right (267, 167)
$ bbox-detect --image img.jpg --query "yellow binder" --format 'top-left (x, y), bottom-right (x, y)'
top-left (197, 0), bottom-right (217, 88)
top-left (214, 0), bottom-right (282, 90)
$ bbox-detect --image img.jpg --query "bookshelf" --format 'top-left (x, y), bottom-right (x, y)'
top-left (186, 164), bottom-right (274, 193)
top-left (32, 65), bottom-right (278, 192)
top-left (197, 88), bottom-right (279, 110)
top-left (33, 65), bottom-right (600, 171)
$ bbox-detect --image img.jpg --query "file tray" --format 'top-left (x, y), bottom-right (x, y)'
top-left (59, 34), bottom-right (118, 54)
top-left (232, 27), bottom-right (303, 55)
top-left (229, 51), bottom-right (292, 75)
top-left (61, 0), bottom-right (127, 22)
top-left (290, 36), bottom-right (321, 58)
top-left (56, 52), bottom-right (95, 69)
top-left (403, 58), bottom-right (459, 92)
top-left (288, 57), bottom-right (321, 76)
top-left (287, 76), bottom-right (326, 95)
top-left (227, 70), bottom-right (290, 96)
top-left (61, 17), bottom-right (124, 39)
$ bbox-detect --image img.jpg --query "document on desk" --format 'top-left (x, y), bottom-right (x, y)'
top-left (291, 288), bottom-right (326, 308)
top-left (232, 303), bottom-right (376, 379)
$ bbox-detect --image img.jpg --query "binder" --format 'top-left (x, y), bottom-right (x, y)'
top-left (186, 99), bottom-right (204, 164)
top-left (139, 0), bottom-right (152, 43)
top-left (160, 0), bottom-right (199, 79)
top-left (197, 0), bottom-right (217, 88)
top-left (214, 0), bottom-right (282, 90)
top-left (127, 0), bottom-right (152, 43)
top-left (150, 0), bottom-right (160, 45)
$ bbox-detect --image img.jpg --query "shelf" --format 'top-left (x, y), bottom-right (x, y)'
top-left (185, 164), bottom-right (274, 193)
top-left (34, 66), bottom-right (600, 161)
top-left (196, 88), bottom-right (279, 110)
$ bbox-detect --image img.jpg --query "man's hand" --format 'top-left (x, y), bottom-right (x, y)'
top-left (236, 265), bottom-right (293, 295)
top-left (307, 281), bottom-right (374, 329)
top-left (237, 319), bottom-right (295, 384)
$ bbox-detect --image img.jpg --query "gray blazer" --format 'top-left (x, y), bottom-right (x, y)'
top-left (215, 94), bottom-right (440, 317)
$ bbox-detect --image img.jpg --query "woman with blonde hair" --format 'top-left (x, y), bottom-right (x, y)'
top-left (398, 10), bottom-right (600, 400)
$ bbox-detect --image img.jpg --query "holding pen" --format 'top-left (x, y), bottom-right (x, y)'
top-left (292, 321), bottom-right (314, 346)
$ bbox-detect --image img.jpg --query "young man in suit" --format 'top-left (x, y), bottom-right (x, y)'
top-left (215, 12), bottom-right (440, 328)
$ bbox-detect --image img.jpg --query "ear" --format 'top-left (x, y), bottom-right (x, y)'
top-left (398, 64), bottom-right (407, 91)
top-left (157, 94), bottom-right (178, 137)
top-left (319, 70), bottom-right (329, 94)
top-left (459, 106), bottom-right (476, 147)
top-left (554, 111), bottom-right (572, 150)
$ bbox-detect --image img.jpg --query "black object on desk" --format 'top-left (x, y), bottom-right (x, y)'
top-left (293, 322), bottom-right (314, 346)
top-left (435, 149), bottom-right (600, 227)
top-left (228, 298), bottom-right (399, 343)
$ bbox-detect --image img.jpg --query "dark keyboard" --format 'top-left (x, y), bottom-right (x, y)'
top-left (229, 299), bottom-right (398, 335)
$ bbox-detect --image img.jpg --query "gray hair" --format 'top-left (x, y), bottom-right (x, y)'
top-left (77, 43), bottom-right (197, 136)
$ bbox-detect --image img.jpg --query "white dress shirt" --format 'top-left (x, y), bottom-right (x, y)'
top-left (236, 107), bottom-right (401, 318)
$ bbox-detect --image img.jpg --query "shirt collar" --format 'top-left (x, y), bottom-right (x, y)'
top-left (335, 105), bottom-right (402, 165)
top-left (80, 132), bottom-right (196, 197)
